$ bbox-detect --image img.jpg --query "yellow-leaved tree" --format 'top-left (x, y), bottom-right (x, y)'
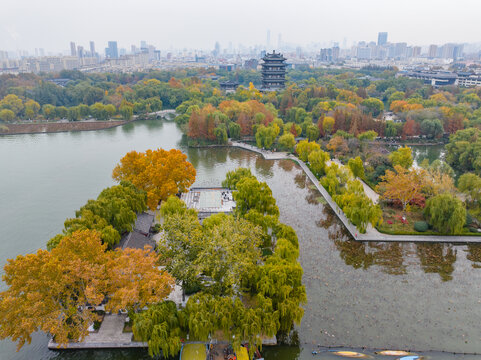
top-left (0, 230), bottom-right (174, 350)
top-left (112, 148), bottom-right (196, 210)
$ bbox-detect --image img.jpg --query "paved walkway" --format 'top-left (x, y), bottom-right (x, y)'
top-left (48, 314), bottom-right (146, 349)
top-left (229, 141), bottom-right (481, 243)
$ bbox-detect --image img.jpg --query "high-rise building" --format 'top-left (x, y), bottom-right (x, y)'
top-left (377, 32), bottom-right (388, 46)
top-left (261, 50), bottom-right (286, 90)
top-left (70, 42), bottom-right (76, 57)
top-left (428, 44), bottom-right (438, 58)
top-left (77, 45), bottom-right (84, 58)
top-left (319, 48), bottom-right (332, 62)
top-left (395, 42), bottom-right (407, 58)
top-left (412, 46), bottom-right (422, 58)
top-left (332, 46), bottom-right (340, 61)
top-left (357, 46), bottom-right (371, 60)
top-left (106, 41), bottom-right (118, 58)
top-left (453, 44), bottom-right (464, 60)
top-left (213, 41), bottom-right (220, 57)
top-left (89, 41), bottom-right (95, 56)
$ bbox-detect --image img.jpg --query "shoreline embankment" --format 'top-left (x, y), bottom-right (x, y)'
top-left (0, 120), bottom-right (131, 136)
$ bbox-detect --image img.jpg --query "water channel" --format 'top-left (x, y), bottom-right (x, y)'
top-left (0, 120), bottom-right (480, 360)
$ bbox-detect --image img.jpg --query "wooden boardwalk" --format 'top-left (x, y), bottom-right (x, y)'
top-left (229, 141), bottom-right (481, 243)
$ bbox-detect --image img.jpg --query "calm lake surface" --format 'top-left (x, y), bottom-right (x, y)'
top-left (0, 120), bottom-right (480, 360)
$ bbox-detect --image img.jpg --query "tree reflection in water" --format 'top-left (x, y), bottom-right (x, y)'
top-left (317, 204), bottom-right (460, 278)
top-left (255, 155), bottom-right (274, 178)
top-left (294, 171), bottom-right (308, 190)
top-left (466, 244), bottom-right (481, 268)
top-left (369, 242), bottom-right (407, 275)
top-left (417, 243), bottom-right (457, 281)
top-left (277, 159), bottom-right (296, 172)
top-left (335, 239), bottom-right (375, 270)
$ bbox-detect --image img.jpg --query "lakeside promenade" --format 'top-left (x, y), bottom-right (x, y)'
top-left (230, 141), bottom-right (481, 243)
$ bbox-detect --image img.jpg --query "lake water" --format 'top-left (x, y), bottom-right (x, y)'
top-left (0, 121), bottom-right (480, 360)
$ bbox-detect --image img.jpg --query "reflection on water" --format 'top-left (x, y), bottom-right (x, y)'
top-left (335, 239), bottom-right (375, 270)
top-left (370, 243), bottom-right (406, 275)
top-left (255, 155), bottom-right (274, 179)
top-left (417, 243), bottom-right (457, 282)
top-left (1, 121), bottom-right (481, 360)
top-left (466, 244), bottom-right (481, 268)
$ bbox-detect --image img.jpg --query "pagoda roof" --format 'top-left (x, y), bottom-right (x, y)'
top-left (262, 50), bottom-right (286, 61)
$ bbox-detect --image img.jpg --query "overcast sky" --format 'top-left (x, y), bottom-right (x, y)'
top-left (1, 0), bottom-right (480, 53)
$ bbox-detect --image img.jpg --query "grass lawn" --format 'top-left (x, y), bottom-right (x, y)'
top-left (377, 206), bottom-right (429, 234)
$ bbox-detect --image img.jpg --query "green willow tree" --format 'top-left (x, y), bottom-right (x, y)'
top-left (308, 149), bottom-right (330, 178)
top-left (424, 193), bottom-right (466, 234)
top-left (185, 293), bottom-right (278, 357)
top-left (389, 146), bottom-right (413, 169)
top-left (132, 301), bottom-right (185, 358)
top-left (278, 133), bottom-right (296, 151)
top-left (348, 156), bottom-right (365, 179)
top-left (255, 123), bottom-right (280, 149)
top-left (234, 176), bottom-right (279, 217)
top-left (222, 167), bottom-right (254, 190)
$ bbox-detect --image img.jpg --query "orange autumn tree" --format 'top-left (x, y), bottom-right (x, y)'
top-left (377, 165), bottom-right (424, 211)
top-left (187, 104), bottom-right (217, 140)
top-left (112, 148), bottom-right (196, 210)
top-left (0, 230), bottom-right (174, 350)
top-left (107, 247), bottom-right (174, 311)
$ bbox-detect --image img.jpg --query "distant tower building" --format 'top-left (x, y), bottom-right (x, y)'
top-left (77, 45), bottom-right (84, 58)
top-left (428, 44), bottom-right (438, 58)
top-left (395, 42), bottom-right (407, 58)
top-left (332, 46), bottom-right (340, 61)
top-left (277, 33), bottom-right (282, 49)
top-left (453, 44), bottom-right (464, 60)
top-left (89, 41), bottom-right (95, 56)
top-left (377, 32), bottom-right (388, 46)
top-left (412, 46), bottom-right (421, 58)
top-left (261, 50), bottom-right (287, 90)
top-left (70, 42), bottom-right (77, 56)
top-left (213, 41), bottom-right (220, 57)
top-left (106, 41), bottom-right (118, 58)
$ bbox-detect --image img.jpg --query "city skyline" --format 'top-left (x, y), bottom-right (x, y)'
top-left (1, 0), bottom-right (480, 53)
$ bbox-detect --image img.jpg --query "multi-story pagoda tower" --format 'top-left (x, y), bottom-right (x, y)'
top-left (261, 50), bottom-right (287, 90)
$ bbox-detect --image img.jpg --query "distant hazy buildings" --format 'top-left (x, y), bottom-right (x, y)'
top-left (400, 69), bottom-right (481, 87)
top-left (427, 43), bottom-right (464, 60)
top-left (243, 58), bottom-right (258, 70)
top-left (318, 47), bottom-right (340, 62)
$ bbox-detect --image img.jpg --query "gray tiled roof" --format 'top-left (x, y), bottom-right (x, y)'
top-left (134, 212), bottom-right (154, 234)
top-left (115, 231), bottom-right (156, 251)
